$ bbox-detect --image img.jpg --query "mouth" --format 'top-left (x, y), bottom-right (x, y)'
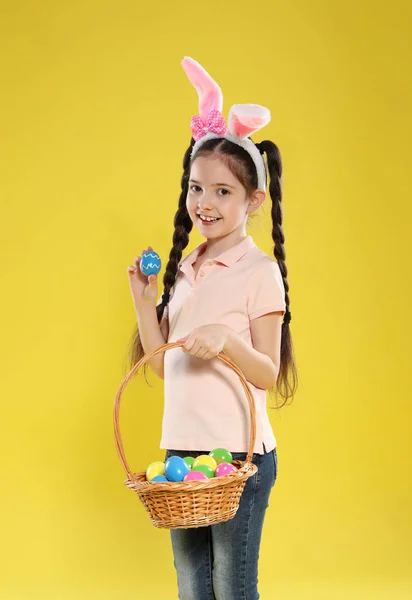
top-left (197, 214), bottom-right (222, 225)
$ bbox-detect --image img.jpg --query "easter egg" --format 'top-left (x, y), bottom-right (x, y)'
top-left (146, 461), bottom-right (165, 482)
top-left (193, 455), bottom-right (217, 473)
top-left (140, 250), bottom-right (161, 276)
top-left (183, 471), bottom-right (208, 481)
top-left (215, 462), bottom-right (237, 477)
top-left (183, 456), bottom-right (195, 469)
top-left (192, 464), bottom-right (214, 479)
top-left (165, 456), bottom-right (190, 482)
top-left (210, 448), bottom-right (233, 465)
top-left (151, 475), bottom-right (168, 483)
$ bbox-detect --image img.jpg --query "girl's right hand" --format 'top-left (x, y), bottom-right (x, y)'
top-left (127, 246), bottom-right (159, 311)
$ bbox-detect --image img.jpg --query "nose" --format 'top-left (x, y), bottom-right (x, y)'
top-left (197, 191), bottom-right (215, 212)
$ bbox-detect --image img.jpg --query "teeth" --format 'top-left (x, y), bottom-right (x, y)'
top-left (199, 215), bottom-right (219, 222)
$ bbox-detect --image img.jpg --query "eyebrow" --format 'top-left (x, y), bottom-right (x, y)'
top-left (189, 179), bottom-right (236, 189)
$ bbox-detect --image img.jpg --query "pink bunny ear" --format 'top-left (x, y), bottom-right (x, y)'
top-left (227, 104), bottom-right (271, 139)
top-left (181, 56), bottom-right (223, 121)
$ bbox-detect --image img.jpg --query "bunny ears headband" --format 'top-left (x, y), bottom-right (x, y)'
top-left (181, 56), bottom-right (271, 190)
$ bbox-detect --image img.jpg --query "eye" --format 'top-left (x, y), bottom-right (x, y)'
top-left (190, 185), bottom-right (202, 193)
top-left (217, 188), bottom-right (230, 196)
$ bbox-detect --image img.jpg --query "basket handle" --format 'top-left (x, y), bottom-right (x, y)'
top-left (113, 341), bottom-right (257, 480)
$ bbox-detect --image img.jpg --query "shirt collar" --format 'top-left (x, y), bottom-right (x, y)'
top-left (179, 235), bottom-right (256, 274)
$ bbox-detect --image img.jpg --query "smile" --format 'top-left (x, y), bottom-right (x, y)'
top-left (198, 214), bottom-right (221, 222)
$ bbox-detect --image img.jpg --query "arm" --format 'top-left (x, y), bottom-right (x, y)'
top-left (135, 304), bottom-right (169, 379)
top-left (223, 312), bottom-right (283, 390)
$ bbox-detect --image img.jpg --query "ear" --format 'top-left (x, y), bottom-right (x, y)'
top-left (247, 188), bottom-right (266, 215)
top-left (228, 104), bottom-right (271, 139)
top-left (181, 57), bottom-right (223, 121)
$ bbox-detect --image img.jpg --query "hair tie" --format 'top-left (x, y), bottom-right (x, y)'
top-left (257, 142), bottom-right (265, 156)
top-left (283, 310), bottom-right (292, 325)
top-left (161, 291), bottom-right (170, 306)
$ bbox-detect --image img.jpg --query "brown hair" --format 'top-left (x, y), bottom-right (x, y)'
top-left (127, 136), bottom-right (298, 407)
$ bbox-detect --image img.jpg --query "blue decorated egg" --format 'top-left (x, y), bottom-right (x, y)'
top-left (140, 250), bottom-right (161, 276)
top-left (165, 456), bottom-right (190, 482)
top-left (151, 475), bottom-right (168, 483)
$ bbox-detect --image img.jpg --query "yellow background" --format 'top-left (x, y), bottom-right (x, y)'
top-left (1, 1), bottom-right (411, 598)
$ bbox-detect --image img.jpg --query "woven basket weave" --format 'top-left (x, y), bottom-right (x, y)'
top-left (113, 341), bottom-right (258, 529)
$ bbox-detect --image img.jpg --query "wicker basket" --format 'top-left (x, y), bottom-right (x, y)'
top-left (113, 341), bottom-right (258, 529)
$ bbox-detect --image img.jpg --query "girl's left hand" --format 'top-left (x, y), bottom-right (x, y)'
top-left (176, 324), bottom-right (231, 360)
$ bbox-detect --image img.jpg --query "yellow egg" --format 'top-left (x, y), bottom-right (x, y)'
top-left (146, 461), bottom-right (165, 482)
top-left (193, 455), bottom-right (217, 473)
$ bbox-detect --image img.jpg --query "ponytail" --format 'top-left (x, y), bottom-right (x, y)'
top-left (257, 140), bottom-right (298, 406)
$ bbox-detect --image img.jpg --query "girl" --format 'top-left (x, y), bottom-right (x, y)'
top-left (126, 57), bottom-right (297, 600)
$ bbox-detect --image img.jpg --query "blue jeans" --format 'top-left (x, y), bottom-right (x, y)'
top-left (164, 446), bottom-right (278, 600)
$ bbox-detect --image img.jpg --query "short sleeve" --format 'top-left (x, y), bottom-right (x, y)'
top-left (247, 260), bottom-right (286, 320)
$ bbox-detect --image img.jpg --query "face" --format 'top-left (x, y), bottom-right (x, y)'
top-left (187, 155), bottom-right (264, 240)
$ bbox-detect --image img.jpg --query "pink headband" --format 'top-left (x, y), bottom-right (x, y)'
top-left (181, 56), bottom-right (271, 191)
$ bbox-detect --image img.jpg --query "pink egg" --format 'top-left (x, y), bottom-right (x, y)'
top-left (184, 470), bottom-right (209, 481)
top-left (215, 462), bottom-right (237, 477)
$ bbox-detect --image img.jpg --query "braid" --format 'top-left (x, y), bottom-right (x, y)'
top-left (159, 141), bottom-right (194, 313)
top-left (257, 140), bottom-right (298, 404)
top-left (126, 139), bottom-right (194, 373)
top-left (257, 141), bottom-right (291, 324)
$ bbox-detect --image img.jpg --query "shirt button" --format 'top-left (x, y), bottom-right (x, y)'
top-left (199, 271), bottom-right (205, 277)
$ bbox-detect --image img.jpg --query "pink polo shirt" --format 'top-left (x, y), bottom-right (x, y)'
top-left (158, 235), bottom-right (286, 455)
